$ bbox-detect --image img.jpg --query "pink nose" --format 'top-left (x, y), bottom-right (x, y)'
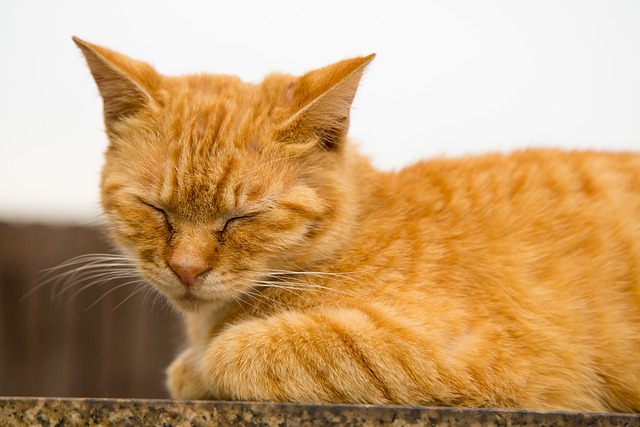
top-left (169, 262), bottom-right (210, 288)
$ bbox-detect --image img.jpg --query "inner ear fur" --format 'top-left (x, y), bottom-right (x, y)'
top-left (276, 53), bottom-right (375, 151)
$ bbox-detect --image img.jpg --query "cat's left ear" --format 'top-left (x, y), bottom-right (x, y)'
top-left (276, 53), bottom-right (375, 151)
top-left (72, 37), bottom-right (161, 136)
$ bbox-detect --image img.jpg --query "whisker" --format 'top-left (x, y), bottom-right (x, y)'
top-left (25, 253), bottom-right (147, 312)
top-left (234, 280), bottom-right (288, 311)
top-left (252, 283), bottom-right (306, 302)
top-left (143, 285), bottom-right (157, 306)
top-left (141, 275), bottom-right (167, 313)
top-left (50, 270), bottom-right (142, 308)
top-left (39, 253), bottom-right (133, 271)
top-left (263, 269), bottom-right (359, 277)
top-left (253, 282), bottom-right (329, 296)
top-left (237, 278), bottom-right (326, 309)
top-left (56, 269), bottom-right (141, 287)
top-left (151, 289), bottom-right (164, 312)
top-left (242, 288), bottom-right (284, 311)
top-left (254, 280), bottom-right (355, 297)
top-left (25, 253), bottom-right (138, 301)
top-left (112, 285), bottom-right (149, 311)
top-left (84, 279), bottom-right (143, 311)
top-left (231, 291), bottom-right (250, 315)
top-left (261, 269), bottom-right (368, 286)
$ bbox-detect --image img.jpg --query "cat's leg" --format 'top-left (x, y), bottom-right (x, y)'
top-left (166, 347), bottom-right (209, 400)
top-left (197, 305), bottom-right (437, 404)
top-left (196, 304), bottom-right (617, 410)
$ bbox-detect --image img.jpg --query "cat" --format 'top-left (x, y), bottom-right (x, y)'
top-left (73, 36), bottom-right (640, 413)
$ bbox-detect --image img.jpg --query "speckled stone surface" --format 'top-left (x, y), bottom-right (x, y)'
top-left (0, 398), bottom-right (638, 426)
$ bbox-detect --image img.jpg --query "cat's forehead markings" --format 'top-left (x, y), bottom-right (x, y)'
top-left (160, 166), bottom-right (176, 206)
top-left (180, 83), bottom-right (256, 142)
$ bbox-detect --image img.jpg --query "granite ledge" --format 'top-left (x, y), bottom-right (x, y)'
top-left (1, 397), bottom-right (639, 426)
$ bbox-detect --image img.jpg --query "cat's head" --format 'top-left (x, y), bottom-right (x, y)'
top-left (73, 37), bottom-right (374, 312)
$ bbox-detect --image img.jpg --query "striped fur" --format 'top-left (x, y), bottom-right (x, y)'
top-left (74, 37), bottom-right (640, 412)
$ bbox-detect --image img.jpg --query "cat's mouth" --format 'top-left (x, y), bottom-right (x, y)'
top-left (170, 285), bottom-right (235, 312)
top-left (160, 272), bottom-right (249, 312)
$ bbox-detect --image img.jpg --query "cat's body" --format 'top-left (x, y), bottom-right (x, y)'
top-left (74, 37), bottom-right (640, 412)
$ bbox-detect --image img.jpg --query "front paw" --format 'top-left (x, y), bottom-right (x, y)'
top-left (166, 348), bottom-right (208, 400)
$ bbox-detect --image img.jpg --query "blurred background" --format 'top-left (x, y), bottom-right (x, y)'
top-left (1, 0), bottom-right (639, 398)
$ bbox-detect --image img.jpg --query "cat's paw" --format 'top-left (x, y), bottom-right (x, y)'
top-left (166, 348), bottom-right (208, 400)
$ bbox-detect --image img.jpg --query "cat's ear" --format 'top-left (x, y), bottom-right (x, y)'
top-left (72, 37), bottom-right (161, 133)
top-left (276, 54), bottom-right (375, 151)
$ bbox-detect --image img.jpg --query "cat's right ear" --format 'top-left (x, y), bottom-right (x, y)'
top-left (72, 37), bottom-right (161, 135)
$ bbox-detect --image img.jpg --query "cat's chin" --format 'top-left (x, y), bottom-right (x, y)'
top-left (170, 294), bottom-right (222, 313)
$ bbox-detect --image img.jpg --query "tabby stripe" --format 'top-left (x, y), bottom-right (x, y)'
top-left (207, 113), bottom-right (223, 157)
top-left (233, 182), bottom-right (243, 208)
top-left (281, 201), bottom-right (320, 220)
top-left (262, 359), bottom-right (288, 401)
top-left (212, 157), bottom-right (236, 201)
top-left (285, 323), bottom-right (349, 402)
top-left (325, 317), bottom-right (395, 403)
top-left (357, 305), bottom-right (427, 400)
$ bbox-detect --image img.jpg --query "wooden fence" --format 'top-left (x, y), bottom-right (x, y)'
top-left (0, 222), bottom-right (180, 398)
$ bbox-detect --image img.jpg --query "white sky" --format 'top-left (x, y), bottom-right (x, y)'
top-left (1, 0), bottom-right (639, 223)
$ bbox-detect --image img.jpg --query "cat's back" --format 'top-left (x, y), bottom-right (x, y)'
top-left (396, 149), bottom-right (640, 210)
top-left (336, 149), bottom-right (640, 410)
top-left (365, 149), bottom-right (640, 297)
top-left (383, 149), bottom-right (640, 250)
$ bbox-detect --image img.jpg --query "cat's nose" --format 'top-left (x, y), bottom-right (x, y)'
top-left (169, 262), bottom-right (210, 288)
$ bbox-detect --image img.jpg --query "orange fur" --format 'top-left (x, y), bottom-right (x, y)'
top-left (74, 37), bottom-right (640, 412)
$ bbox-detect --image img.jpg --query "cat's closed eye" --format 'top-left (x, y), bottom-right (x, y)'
top-left (140, 199), bottom-right (173, 232)
top-left (219, 214), bottom-right (256, 235)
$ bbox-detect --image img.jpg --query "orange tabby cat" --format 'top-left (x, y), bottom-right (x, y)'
top-left (73, 37), bottom-right (640, 412)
